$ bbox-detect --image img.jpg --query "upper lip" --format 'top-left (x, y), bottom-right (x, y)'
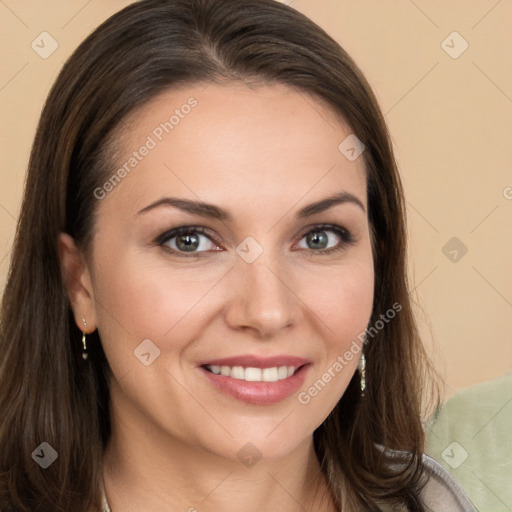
top-left (199, 354), bottom-right (310, 369)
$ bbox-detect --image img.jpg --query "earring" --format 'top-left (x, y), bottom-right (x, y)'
top-left (359, 352), bottom-right (366, 397)
top-left (81, 316), bottom-right (88, 360)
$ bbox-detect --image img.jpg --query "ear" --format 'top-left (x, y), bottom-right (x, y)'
top-left (58, 232), bottom-right (97, 333)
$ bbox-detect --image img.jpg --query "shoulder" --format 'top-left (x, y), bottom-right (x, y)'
top-left (377, 446), bottom-right (477, 511)
top-left (426, 374), bottom-right (512, 511)
top-left (419, 453), bottom-right (477, 512)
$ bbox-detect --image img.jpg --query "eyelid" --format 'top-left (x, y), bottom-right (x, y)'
top-left (296, 222), bottom-right (351, 240)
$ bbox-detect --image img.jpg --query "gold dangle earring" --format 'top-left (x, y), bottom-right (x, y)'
top-left (81, 316), bottom-right (88, 360)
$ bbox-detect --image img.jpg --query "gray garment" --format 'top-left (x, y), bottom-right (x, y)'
top-left (99, 454), bottom-right (477, 511)
top-left (420, 454), bottom-right (477, 512)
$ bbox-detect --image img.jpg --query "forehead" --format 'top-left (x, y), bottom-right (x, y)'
top-left (100, 82), bottom-right (367, 218)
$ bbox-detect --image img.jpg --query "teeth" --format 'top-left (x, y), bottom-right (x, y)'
top-left (205, 364), bottom-right (298, 382)
top-left (262, 367), bottom-right (278, 381)
top-left (231, 366), bottom-right (245, 380)
top-left (245, 367), bottom-right (262, 381)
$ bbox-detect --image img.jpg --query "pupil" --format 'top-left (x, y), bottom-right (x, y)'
top-left (307, 231), bottom-right (327, 249)
top-left (177, 234), bottom-right (199, 252)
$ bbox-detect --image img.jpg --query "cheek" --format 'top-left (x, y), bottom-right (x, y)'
top-left (91, 251), bottom-right (226, 366)
top-left (305, 258), bottom-right (374, 343)
top-left (295, 257), bottom-right (374, 417)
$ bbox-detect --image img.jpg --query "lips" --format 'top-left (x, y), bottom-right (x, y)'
top-left (197, 354), bottom-right (311, 405)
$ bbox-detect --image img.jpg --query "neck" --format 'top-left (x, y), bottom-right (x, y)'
top-left (102, 416), bottom-right (336, 512)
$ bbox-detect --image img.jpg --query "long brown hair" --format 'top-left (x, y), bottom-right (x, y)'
top-left (0, 0), bottom-right (438, 510)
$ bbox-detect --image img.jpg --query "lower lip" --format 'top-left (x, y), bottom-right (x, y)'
top-left (199, 364), bottom-right (311, 405)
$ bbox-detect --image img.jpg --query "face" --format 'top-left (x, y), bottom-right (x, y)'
top-left (64, 82), bottom-right (374, 462)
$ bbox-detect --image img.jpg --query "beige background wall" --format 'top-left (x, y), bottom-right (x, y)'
top-left (1, 0), bottom-right (510, 399)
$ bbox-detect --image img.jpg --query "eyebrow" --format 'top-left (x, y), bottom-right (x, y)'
top-left (137, 191), bottom-right (366, 221)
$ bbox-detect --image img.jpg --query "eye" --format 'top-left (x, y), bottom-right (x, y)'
top-left (296, 224), bottom-right (354, 254)
top-left (157, 226), bottom-right (221, 257)
top-left (156, 223), bottom-right (355, 259)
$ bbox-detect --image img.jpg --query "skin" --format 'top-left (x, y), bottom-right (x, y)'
top-left (59, 82), bottom-right (374, 512)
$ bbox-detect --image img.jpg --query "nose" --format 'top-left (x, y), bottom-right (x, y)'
top-left (224, 251), bottom-right (303, 338)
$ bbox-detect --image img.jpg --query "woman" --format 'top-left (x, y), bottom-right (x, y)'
top-left (0, 0), bottom-right (476, 510)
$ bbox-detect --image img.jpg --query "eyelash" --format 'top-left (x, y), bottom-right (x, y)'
top-left (155, 223), bottom-right (355, 259)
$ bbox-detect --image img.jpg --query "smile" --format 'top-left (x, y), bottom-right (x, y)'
top-left (198, 355), bottom-right (311, 405)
